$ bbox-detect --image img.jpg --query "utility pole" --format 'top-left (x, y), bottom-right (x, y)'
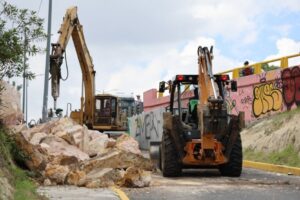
top-left (42, 0), bottom-right (52, 122)
top-left (26, 78), bottom-right (28, 123)
top-left (22, 30), bottom-right (27, 123)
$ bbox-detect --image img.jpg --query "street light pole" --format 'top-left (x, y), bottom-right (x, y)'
top-left (42, 0), bottom-right (52, 122)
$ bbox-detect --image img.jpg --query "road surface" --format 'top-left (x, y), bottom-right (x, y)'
top-left (38, 168), bottom-right (300, 200)
top-left (125, 168), bottom-right (300, 200)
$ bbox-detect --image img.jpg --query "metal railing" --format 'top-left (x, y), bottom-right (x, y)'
top-left (217, 53), bottom-right (300, 78)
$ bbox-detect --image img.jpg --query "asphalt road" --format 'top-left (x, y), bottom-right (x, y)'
top-left (38, 167), bottom-right (300, 200)
top-left (124, 168), bottom-right (300, 200)
top-left (38, 186), bottom-right (120, 200)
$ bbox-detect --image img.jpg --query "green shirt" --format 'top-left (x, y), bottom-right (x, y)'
top-left (189, 99), bottom-right (198, 112)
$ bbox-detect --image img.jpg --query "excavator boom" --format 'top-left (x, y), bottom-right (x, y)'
top-left (50, 6), bottom-right (95, 125)
top-left (49, 6), bottom-right (130, 131)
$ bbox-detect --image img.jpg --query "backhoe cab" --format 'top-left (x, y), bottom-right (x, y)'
top-left (151, 46), bottom-right (243, 177)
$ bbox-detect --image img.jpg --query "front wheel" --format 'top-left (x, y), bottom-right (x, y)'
top-left (161, 130), bottom-right (182, 177)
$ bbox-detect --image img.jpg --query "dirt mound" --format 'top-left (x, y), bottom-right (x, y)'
top-left (241, 109), bottom-right (300, 156)
top-left (12, 118), bottom-right (153, 188)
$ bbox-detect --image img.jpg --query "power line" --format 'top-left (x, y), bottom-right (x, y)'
top-left (37, 0), bottom-right (43, 14)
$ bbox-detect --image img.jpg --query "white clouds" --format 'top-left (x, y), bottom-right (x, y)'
top-left (265, 38), bottom-right (300, 59)
top-left (107, 36), bottom-right (300, 102)
top-left (275, 38), bottom-right (300, 55)
top-left (273, 24), bottom-right (292, 37)
top-left (191, 0), bottom-right (259, 43)
top-left (106, 36), bottom-right (239, 97)
top-left (275, 0), bottom-right (300, 12)
top-left (190, 0), bottom-right (300, 45)
top-left (264, 38), bottom-right (300, 66)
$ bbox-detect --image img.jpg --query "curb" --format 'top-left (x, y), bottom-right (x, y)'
top-left (111, 186), bottom-right (130, 200)
top-left (243, 160), bottom-right (300, 176)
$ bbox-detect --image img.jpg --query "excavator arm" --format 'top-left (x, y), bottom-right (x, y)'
top-left (50, 6), bottom-right (95, 125)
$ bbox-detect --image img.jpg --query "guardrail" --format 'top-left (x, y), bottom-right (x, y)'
top-left (217, 53), bottom-right (300, 78)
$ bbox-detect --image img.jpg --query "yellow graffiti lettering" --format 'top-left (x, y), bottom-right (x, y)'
top-left (253, 87), bottom-right (263, 117)
top-left (252, 83), bottom-right (282, 117)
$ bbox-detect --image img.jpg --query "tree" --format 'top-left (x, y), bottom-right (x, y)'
top-left (0, 0), bottom-right (46, 81)
top-left (262, 63), bottom-right (279, 72)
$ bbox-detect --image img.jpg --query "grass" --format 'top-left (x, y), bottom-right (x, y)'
top-left (272, 106), bottom-right (300, 124)
top-left (244, 145), bottom-right (300, 168)
top-left (13, 167), bottom-right (42, 200)
top-left (0, 126), bottom-right (46, 200)
top-left (244, 107), bottom-right (300, 167)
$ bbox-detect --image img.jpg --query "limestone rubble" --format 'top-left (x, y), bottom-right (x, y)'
top-left (12, 117), bottom-right (153, 188)
top-left (0, 81), bottom-right (23, 126)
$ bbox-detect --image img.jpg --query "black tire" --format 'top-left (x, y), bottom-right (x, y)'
top-left (161, 130), bottom-right (182, 177)
top-left (219, 133), bottom-right (243, 177)
top-left (158, 144), bottom-right (162, 170)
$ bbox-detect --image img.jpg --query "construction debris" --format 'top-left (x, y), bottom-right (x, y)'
top-left (12, 118), bottom-right (153, 188)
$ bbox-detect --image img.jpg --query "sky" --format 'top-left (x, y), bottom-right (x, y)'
top-left (6, 0), bottom-right (300, 121)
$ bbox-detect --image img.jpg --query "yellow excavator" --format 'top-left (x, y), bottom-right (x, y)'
top-left (50, 6), bottom-right (127, 131)
top-left (151, 46), bottom-right (244, 177)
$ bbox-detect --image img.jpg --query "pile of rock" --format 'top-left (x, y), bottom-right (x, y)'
top-left (13, 118), bottom-right (153, 188)
top-left (0, 81), bottom-right (23, 126)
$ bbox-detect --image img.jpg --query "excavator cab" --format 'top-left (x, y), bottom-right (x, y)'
top-left (94, 95), bottom-right (118, 129)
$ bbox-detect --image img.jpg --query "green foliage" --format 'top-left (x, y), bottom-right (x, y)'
top-left (262, 63), bottom-right (279, 72)
top-left (0, 126), bottom-right (14, 167)
top-left (244, 145), bottom-right (300, 167)
top-left (0, 126), bottom-right (44, 199)
top-left (0, 0), bottom-right (46, 80)
top-left (0, 126), bottom-right (28, 167)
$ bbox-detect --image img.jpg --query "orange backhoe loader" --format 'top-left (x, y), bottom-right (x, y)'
top-left (151, 46), bottom-right (244, 177)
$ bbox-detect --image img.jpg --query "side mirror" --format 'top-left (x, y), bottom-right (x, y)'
top-left (159, 81), bottom-right (166, 93)
top-left (231, 80), bottom-right (237, 92)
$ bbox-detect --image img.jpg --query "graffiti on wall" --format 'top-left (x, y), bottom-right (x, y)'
top-left (282, 66), bottom-right (300, 110)
top-left (225, 97), bottom-right (237, 114)
top-left (129, 108), bottom-right (163, 149)
top-left (135, 66), bottom-right (300, 145)
top-left (252, 82), bottom-right (283, 117)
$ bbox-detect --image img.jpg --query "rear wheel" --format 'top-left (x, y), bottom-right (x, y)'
top-left (158, 144), bottom-right (162, 170)
top-left (161, 130), bottom-right (182, 177)
top-left (219, 133), bottom-right (243, 177)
